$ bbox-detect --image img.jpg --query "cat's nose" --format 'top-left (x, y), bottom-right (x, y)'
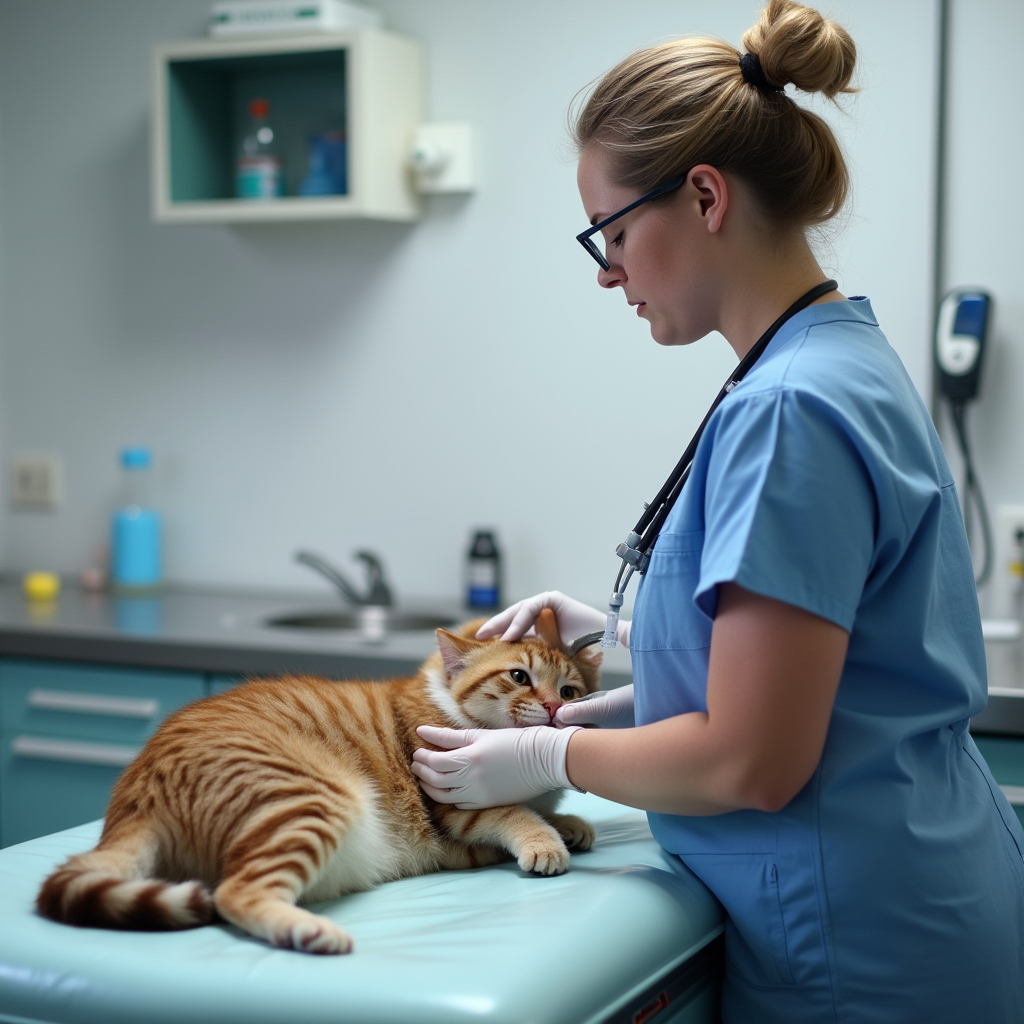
top-left (543, 701), bottom-right (559, 722)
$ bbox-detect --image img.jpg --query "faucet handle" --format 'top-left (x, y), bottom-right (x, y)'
top-left (354, 550), bottom-right (394, 607)
top-left (295, 550), bottom-right (362, 605)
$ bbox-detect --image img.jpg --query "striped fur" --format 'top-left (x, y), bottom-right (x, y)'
top-left (36, 615), bottom-right (601, 954)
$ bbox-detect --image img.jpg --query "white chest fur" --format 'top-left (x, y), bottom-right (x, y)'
top-left (423, 665), bottom-right (475, 728)
top-left (300, 783), bottom-right (436, 902)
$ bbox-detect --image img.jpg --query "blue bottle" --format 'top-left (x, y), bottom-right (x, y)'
top-left (466, 529), bottom-right (502, 609)
top-left (298, 132), bottom-right (348, 196)
top-left (298, 135), bottom-right (335, 196)
top-left (111, 448), bottom-right (162, 590)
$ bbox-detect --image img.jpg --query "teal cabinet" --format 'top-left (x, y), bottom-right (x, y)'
top-left (209, 674), bottom-right (245, 695)
top-left (2, 734), bottom-right (134, 850)
top-left (0, 660), bottom-right (204, 847)
top-left (973, 734), bottom-right (1024, 828)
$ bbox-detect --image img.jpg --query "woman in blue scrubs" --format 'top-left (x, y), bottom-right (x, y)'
top-left (412, 2), bottom-right (1024, 1019)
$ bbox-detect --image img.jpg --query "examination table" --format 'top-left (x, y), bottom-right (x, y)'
top-left (0, 792), bottom-right (724, 1024)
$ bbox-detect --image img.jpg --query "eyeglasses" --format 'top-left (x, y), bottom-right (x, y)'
top-left (576, 172), bottom-right (688, 271)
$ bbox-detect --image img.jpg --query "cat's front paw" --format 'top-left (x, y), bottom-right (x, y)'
top-left (548, 813), bottom-right (595, 852)
top-left (282, 914), bottom-right (354, 955)
top-left (517, 841), bottom-right (570, 876)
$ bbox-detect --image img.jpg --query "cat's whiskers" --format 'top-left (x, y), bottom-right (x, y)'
top-left (515, 708), bottom-right (558, 727)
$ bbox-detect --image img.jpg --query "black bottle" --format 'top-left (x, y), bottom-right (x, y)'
top-left (466, 529), bottom-right (502, 609)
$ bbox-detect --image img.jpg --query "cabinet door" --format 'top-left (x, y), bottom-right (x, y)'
top-left (0, 660), bottom-right (204, 847)
top-left (0, 734), bottom-right (136, 847)
top-left (0, 660), bottom-right (205, 742)
top-left (208, 674), bottom-right (245, 695)
top-left (973, 735), bottom-right (1024, 828)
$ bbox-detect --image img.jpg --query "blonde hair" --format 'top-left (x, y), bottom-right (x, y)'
top-left (570, 0), bottom-right (857, 229)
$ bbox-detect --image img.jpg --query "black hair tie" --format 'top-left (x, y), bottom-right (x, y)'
top-left (739, 52), bottom-right (783, 92)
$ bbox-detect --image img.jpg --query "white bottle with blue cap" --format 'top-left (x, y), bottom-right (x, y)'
top-left (111, 448), bottom-right (162, 591)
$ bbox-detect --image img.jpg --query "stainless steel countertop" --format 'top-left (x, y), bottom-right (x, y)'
top-left (0, 580), bottom-right (1015, 732)
top-left (0, 580), bottom-right (636, 685)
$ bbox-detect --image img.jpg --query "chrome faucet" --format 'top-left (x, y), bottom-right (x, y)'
top-left (295, 550), bottom-right (395, 607)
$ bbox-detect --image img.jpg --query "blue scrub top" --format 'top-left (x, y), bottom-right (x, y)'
top-left (629, 298), bottom-right (1024, 1024)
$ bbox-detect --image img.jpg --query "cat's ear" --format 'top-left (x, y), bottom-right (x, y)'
top-left (534, 608), bottom-right (566, 652)
top-left (435, 628), bottom-right (485, 681)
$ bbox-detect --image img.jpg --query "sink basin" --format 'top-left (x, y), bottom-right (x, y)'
top-left (266, 607), bottom-right (459, 638)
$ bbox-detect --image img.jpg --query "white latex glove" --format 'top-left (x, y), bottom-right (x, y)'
top-left (555, 684), bottom-right (635, 729)
top-left (412, 725), bottom-right (583, 809)
top-left (475, 590), bottom-right (631, 649)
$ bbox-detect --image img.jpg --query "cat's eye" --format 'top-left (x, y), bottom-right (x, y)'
top-left (560, 685), bottom-right (577, 700)
top-left (509, 668), bottom-right (530, 686)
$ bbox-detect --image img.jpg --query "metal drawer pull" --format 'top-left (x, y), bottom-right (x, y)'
top-left (12, 736), bottom-right (140, 767)
top-left (1001, 784), bottom-right (1024, 807)
top-left (27, 689), bottom-right (158, 719)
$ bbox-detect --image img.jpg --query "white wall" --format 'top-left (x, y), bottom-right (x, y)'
top-left (0, 0), bottom-right (937, 607)
top-left (943, 0), bottom-right (1024, 619)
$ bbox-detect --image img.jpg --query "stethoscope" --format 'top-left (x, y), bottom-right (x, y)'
top-left (591, 278), bottom-right (840, 650)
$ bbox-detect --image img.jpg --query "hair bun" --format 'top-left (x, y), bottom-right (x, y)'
top-left (741, 0), bottom-right (856, 98)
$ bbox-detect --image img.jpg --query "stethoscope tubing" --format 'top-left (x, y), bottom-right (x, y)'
top-left (601, 279), bottom-right (839, 647)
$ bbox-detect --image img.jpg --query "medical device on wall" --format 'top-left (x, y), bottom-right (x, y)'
top-left (409, 123), bottom-right (477, 194)
top-left (935, 289), bottom-right (993, 585)
top-left (936, 290), bottom-right (990, 402)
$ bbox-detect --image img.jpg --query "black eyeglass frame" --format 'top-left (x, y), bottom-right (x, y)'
top-left (576, 171), bottom-right (689, 271)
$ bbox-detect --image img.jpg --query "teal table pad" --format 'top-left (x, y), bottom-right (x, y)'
top-left (0, 792), bottom-right (723, 1024)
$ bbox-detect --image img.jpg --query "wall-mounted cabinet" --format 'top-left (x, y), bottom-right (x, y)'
top-left (151, 30), bottom-right (422, 223)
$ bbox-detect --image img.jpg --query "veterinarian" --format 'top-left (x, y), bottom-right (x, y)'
top-left (412, 2), bottom-right (1024, 1020)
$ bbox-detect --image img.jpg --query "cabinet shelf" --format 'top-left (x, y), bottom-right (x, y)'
top-left (151, 31), bottom-right (422, 223)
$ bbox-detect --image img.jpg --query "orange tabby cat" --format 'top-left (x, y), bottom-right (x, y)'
top-left (36, 611), bottom-right (601, 954)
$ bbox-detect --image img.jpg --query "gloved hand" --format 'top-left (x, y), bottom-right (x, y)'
top-left (412, 725), bottom-right (583, 809)
top-left (475, 590), bottom-right (631, 649)
top-left (555, 684), bottom-right (635, 729)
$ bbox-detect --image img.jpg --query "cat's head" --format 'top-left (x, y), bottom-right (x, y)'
top-left (422, 610), bottom-right (602, 730)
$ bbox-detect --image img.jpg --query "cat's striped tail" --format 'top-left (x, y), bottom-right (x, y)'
top-left (36, 828), bottom-right (214, 931)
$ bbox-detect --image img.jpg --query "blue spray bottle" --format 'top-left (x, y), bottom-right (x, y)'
top-left (111, 448), bottom-right (162, 591)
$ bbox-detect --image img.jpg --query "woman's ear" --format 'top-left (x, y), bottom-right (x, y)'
top-left (687, 164), bottom-right (729, 234)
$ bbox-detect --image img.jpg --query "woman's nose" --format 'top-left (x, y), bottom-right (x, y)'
top-left (597, 261), bottom-right (624, 290)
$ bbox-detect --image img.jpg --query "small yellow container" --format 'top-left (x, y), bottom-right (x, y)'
top-left (23, 571), bottom-right (61, 601)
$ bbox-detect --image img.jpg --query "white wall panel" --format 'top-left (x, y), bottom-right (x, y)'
top-left (0, 0), bottom-right (938, 608)
top-left (942, 0), bottom-right (1024, 616)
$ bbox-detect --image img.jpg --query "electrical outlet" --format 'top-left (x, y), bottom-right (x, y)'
top-left (989, 505), bottom-right (1024, 618)
top-left (10, 453), bottom-right (62, 510)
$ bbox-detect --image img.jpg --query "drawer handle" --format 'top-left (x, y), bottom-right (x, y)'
top-left (1001, 784), bottom-right (1024, 807)
top-left (12, 735), bottom-right (140, 767)
top-left (26, 689), bottom-right (158, 719)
